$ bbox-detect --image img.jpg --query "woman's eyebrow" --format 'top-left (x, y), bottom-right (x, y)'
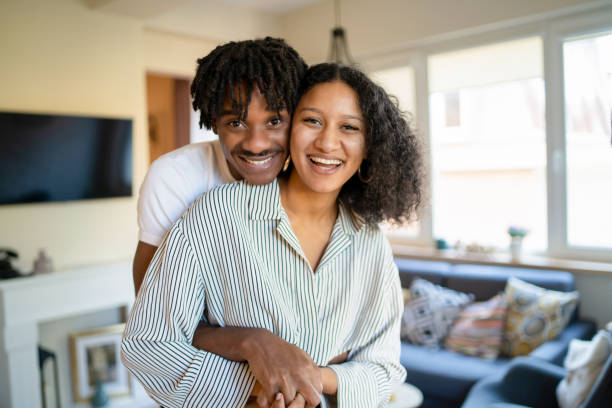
top-left (300, 107), bottom-right (323, 115)
top-left (300, 107), bottom-right (363, 122)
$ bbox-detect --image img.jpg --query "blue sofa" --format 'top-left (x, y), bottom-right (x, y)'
top-left (394, 258), bottom-right (597, 408)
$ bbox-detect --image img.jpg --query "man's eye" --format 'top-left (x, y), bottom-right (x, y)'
top-left (228, 120), bottom-right (242, 128)
top-left (269, 117), bottom-right (282, 126)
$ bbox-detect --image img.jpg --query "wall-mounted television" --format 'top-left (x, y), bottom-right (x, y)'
top-left (0, 111), bottom-right (132, 205)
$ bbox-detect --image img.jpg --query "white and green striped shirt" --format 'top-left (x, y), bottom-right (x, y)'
top-left (122, 180), bottom-right (406, 408)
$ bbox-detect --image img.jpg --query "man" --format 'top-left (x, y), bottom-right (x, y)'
top-left (134, 37), bottom-right (304, 294)
top-left (133, 38), bottom-right (331, 407)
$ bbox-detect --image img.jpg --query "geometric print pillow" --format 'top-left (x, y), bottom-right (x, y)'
top-left (502, 277), bottom-right (579, 357)
top-left (401, 278), bottom-right (474, 348)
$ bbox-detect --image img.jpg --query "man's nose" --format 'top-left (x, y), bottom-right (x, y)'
top-left (241, 126), bottom-right (272, 154)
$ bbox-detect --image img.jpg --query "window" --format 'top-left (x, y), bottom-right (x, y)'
top-left (428, 38), bottom-right (547, 250)
top-left (365, 8), bottom-right (612, 260)
top-left (564, 32), bottom-right (612, 249)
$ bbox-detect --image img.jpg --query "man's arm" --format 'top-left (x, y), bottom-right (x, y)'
top-left (132, 241), bottom-right (157, 294)
top-left (192, 325), bottom-right (323, 407)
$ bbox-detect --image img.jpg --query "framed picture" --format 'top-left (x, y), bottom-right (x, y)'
top-left (69, 323), bottom-right (131, 402)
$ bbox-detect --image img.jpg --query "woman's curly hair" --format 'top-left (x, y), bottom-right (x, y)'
top-left (296, 63), bottom-right (424, 225)
top-left (190, 37), bottom-right (307, 129)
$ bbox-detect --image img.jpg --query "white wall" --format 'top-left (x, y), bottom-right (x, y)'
top-left (575, 274), bottom-right (612, 327)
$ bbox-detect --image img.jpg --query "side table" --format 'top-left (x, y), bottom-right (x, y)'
top-left (389, 382), bottom-right (423, 408)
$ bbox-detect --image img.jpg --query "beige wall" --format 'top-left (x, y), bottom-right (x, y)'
top-left (0, 0), bottom-right (146, 271)
top-left (281, 0), bottom-right (603, 63)
top-left (0, 0), bottom-right (220, 271)
top-left (143, 28), bottom-right (218, 78)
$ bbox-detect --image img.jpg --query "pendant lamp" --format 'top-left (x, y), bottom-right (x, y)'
top-left (327, 0), bottom-right (356, 65)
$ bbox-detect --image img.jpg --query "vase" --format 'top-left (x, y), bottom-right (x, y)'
top-left (510, 236), bottom-right (523, 262)
top-left (91, 379), bottom-right (109, 407)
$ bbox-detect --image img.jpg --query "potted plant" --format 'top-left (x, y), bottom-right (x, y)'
top-left (507, 226), bottom-right (528, 262)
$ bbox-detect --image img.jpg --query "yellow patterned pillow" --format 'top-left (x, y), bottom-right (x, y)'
top-left (502, 277), bottom-right (579, 357)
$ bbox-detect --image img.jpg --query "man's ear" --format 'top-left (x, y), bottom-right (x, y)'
top-left (211, 121), bottom-right (218, 135)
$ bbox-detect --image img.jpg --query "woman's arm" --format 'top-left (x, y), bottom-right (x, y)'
top-left (122, 224), bottom-right (255, 408)
top-left (323, 240), bottom-right (407, 407)
top-left (320, 367), bottom-right (339, 395)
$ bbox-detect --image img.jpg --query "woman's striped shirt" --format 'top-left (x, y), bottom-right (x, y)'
top-left (121, 179), bottom-right (406, 408)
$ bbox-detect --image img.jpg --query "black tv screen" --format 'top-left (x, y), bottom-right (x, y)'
top-left (0, 112), bottom-right (132, 205)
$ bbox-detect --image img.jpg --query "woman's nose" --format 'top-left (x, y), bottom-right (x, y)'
top-left (314, 126), bottom-right (340, 152)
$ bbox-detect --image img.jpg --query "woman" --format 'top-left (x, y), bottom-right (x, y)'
top-left (122, 63), bottom-right (423, 408)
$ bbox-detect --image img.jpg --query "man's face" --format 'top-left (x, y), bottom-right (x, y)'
top-left (214, 87), bottom-right (289, 185)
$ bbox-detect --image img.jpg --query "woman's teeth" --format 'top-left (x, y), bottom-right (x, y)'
top-left (309, 156), bottom-right (341, 166)
top-left (244, 156), bottom-right (273, 166)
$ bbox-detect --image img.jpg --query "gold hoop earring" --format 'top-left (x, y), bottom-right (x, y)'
top-left (358, 165), bottom-right (369, 183)
top-left (283, 155), bottom-right (291, 172)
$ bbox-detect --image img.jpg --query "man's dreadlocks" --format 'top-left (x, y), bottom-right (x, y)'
top-left (190, 37), bottom-right (307, 130)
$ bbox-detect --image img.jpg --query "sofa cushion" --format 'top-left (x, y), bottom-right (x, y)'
top-left (401, 342), bottom-right (509, 402)
top-left (503, 277), bottom-right (579, 357)
top-left (401, 278), bottom-right (474, 347)
top-left (447, 264), bottom-right (575, 301)
top-left (445, 293), bottom-right (507, 359)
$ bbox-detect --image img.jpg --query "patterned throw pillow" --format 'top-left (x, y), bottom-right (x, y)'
top-left (401, 278), bottom-right (474, 348)
top-left (444, 293), bottom-right (507, 359)
top-left (502, 277), bottom-right (579, 357)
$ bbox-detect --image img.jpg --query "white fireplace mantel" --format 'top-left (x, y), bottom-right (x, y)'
top-left (0, 262), bottom-right (136, 408)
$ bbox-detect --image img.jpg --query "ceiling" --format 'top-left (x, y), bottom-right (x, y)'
top-left (87, 0), bottom-right (324, 19)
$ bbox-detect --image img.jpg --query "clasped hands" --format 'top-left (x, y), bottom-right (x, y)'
top-left (243, 329), bottom-right (347, 408)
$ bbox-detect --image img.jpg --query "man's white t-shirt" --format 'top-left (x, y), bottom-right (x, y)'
top-left (137, 140), bottom-right (236, 246)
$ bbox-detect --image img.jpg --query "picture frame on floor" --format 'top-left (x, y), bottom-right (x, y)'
top-left (69, 323), bottom-right (131, 402)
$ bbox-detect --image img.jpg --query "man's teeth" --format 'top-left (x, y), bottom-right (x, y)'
top-left (244, 157), bottom-right (273, 165)
top-left (310, 156), bottom-right (341, 165)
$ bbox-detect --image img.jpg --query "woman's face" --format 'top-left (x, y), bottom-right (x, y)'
top-left (290, 80), bottom-right (366, 196)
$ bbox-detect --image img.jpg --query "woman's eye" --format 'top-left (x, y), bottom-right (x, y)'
top-left (304, 117), bottom-right (321, 125)
top-left (343, 124), bottom-right (360, 131)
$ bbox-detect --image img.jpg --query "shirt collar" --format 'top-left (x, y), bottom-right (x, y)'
top-left (337, 203), bottom-right (364, 236)
top-left (248, 179), bottom-right (282, 220)
top-left (248, 179), bottom-right (365, 235)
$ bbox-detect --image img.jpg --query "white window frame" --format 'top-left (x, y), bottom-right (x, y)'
top-left (362, 2), bottom-right (612, 262)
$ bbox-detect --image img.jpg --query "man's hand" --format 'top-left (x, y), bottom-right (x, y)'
top-left (246, 385), bottom-right (310, 408)
top-left (243, 329), bottom-right (322, 408)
